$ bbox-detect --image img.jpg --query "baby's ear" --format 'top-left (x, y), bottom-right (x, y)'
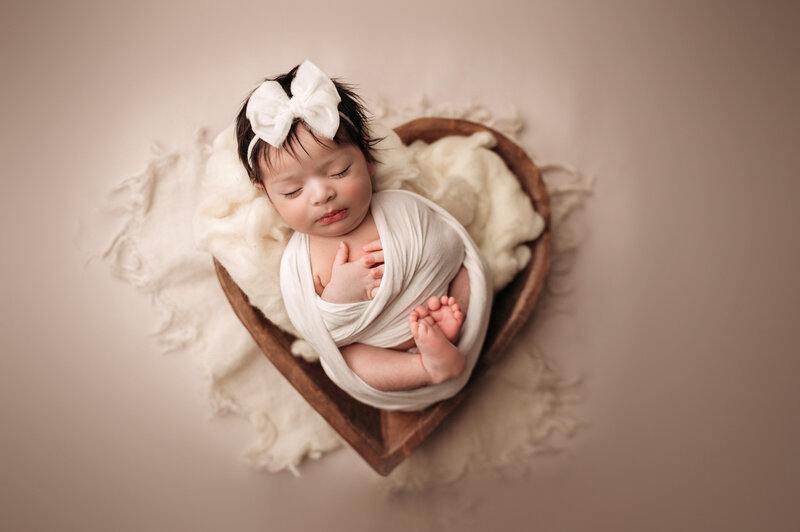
top-left (253, 180), bottom-right (272, 203)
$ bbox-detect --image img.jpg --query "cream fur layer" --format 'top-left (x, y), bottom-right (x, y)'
top-left (95, 103), bottom-right (587, 483)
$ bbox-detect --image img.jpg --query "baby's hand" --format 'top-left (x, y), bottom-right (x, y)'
top-left (317, 240), bottom-right (384, 303)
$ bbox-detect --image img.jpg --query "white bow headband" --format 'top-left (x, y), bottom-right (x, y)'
top-left (246, 60), bottom-right (342, 163)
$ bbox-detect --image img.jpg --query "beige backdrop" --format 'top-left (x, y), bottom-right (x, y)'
top-left (2, 0), bottom-right (799, 530)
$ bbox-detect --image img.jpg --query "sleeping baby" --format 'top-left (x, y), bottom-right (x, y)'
top-left (234, 61), bottom-right (492, 411)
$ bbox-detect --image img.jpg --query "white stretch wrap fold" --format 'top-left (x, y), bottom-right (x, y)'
top-left (280, 190), bottom-right (493, 411)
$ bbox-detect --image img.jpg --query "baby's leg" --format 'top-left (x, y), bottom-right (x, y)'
top-left (338, 266), bottom-right (473, 392)
top-left (340, 343), bottom-right (439, 391)
top-left (448, 266), bottom-right (470, 317)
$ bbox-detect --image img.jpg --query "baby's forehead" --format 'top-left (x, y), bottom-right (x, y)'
top-left (260, 138), bottom-right (350, 181)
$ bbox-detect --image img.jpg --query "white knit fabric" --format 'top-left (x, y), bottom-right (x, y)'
top-left (280, 190), bottom-right (492, 410)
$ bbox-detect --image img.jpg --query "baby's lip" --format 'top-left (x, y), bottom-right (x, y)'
top-left (317, 208), bottom-right (347, 223)
top-left (319, 208), bottom-right (342, 219)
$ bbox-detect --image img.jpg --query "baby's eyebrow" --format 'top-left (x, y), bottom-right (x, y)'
top-left (270, 173), bottom-right (300, 184)
top-left (316, 152), bottom-right (347, 169)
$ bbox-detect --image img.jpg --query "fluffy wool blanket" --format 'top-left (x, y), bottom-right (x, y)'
top-left (91, 100), bottom-right (590, 489)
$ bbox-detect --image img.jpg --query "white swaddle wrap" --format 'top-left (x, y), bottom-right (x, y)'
top-left (280, 189), bottom-right (493, 411)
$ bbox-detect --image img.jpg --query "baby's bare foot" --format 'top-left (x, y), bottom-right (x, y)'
top-left (424, 296), bottom-right (464, 343)
top-left (409, 317), bottom-right (465, 384)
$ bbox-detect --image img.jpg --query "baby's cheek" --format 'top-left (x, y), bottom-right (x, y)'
top-left (353, 181), bottom-right (373, 204)
top-left (275, 203), bottom-right (306, 231)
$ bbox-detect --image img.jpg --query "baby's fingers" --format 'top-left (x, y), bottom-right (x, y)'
top-left (333, 241), bottom-right (349, 266)
top-left (361, 250), bottom-right (384, 266)
top-left (370, 264), bottom-right (385, 279)
top-left (362, 239), bottom-right (382, 253)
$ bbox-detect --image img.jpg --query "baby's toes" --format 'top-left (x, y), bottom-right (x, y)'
top-left (408, 312), bottom-right (419, 336)
top-left (454, 309), bottom-right (463, 323)
top-left (414, 305), bottom-right (429, 319)
top-left (427, 296), bottom-right (442, 311)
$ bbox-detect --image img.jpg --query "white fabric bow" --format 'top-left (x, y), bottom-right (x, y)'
top-left (246, 60), bottom-right (341, 161)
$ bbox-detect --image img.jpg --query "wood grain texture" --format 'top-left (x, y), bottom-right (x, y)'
top-left (213, 118), bottom-right (551, 476)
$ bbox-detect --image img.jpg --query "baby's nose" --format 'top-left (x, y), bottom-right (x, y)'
top-left (310, 180), bottom-right (336, 204)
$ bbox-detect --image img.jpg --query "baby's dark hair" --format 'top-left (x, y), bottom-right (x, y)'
top-left (235, 64), bottom-right (379, 187)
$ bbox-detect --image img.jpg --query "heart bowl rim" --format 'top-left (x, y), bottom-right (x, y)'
top-left (213, 117), bottom-right (551, 475)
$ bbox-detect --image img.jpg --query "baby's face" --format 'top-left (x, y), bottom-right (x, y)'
top-left (258, 124), bottom-right (373, 239)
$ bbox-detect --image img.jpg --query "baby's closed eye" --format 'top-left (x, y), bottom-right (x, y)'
top-left (330, 165), bottom-right (351, 178)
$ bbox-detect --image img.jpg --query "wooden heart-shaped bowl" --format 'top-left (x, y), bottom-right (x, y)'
top-left (214, 118), bottom-right (551, 475)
